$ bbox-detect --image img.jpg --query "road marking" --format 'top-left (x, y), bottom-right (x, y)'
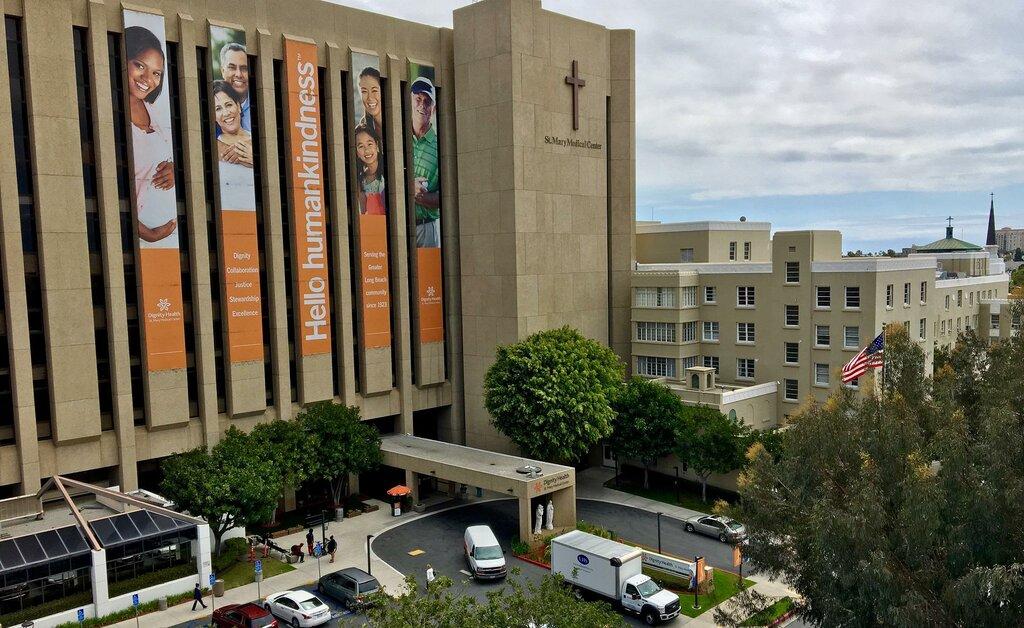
top-left (459, 569), bottom-right (472, 576)
top-left (408, 549), bottom-right (425, 556)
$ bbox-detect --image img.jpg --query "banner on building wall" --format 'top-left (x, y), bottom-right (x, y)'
top-left (122, 9), bottom-right (186, 371)
top-left (350, 51), bottom-right (392, 350)
top-left (209, 25), bottom-right (263, 364)
top-left (408, 62), bottom-right (444, 344)
top-left (284, 37), bottom-right (332, 356)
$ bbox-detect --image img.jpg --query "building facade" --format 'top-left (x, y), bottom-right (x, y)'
top-left (996, 226), bottom-right (1024, 256)
top-left (631, 222), bottom-right (1012, 426)
top-left (0, 0), bottom-right (635, 496)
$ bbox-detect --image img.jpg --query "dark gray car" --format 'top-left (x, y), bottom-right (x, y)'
top-left (683, 514), bottom-right (747, 543)
top-left (317, 567), bottom-right (381, 610)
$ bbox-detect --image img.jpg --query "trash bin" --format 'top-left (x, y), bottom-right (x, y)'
top-left (392, 500), bottom-right (401, 516)
top-left (158, 597), bottom-right (168, 611)
top-left (213, 579), bottom-right (226, 597)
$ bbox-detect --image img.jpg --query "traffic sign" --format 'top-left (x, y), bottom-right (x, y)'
top-left (313, 542), bottom-right (323, 558)
top-left (132, 593), bottom-right (140, 607)
top-left (209, 573), bottom-right (216, 587)
top-left (77, 608), bottom-right (85, 622)
top-left (254, 559), bottom-right (262, 574)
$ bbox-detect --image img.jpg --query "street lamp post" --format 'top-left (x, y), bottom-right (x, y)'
top-left (366, 534), bottom-right (374, 575)
top-left (656, 512), bottom-right (663, 554)
top-left (693, 554), bottom-right (701, 610)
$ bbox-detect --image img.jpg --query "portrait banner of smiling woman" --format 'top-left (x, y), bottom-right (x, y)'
top-left (349, 50), bottom-right (392, 351)
top-left (408, 61), bottom-right (444, 346)
top-left (209, 24), bottom-right (263, 364)
top-left (122, 9), bottom-right (186, 372)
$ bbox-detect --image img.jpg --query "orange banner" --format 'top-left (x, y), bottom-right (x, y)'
top-left (123, 9), bottom-right (186, 372)
top-left (417, 248), bottom-right (443, 342)
top-left (211, 25), bottom-right (263, 364)
top-left (350, 51), bottom-right (391, 350)
top-left (284, 38), bottom-right (331, 355)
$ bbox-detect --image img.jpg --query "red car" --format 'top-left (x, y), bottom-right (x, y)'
top-left (212, 603), bottom-right (279, 628)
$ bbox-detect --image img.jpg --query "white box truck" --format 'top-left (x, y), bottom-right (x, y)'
top-left (550, 530), bottom-right (681, 625)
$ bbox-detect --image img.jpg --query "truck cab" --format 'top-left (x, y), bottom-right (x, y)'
top-left (620, 574), bottom-right (680, 625)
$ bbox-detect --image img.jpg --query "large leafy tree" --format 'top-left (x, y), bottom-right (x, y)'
top-left (250, 419), bottom-right (311, 489)
top-left (366, 572), bottom-right (623, 628)
top-left (675, 405), bottom-right (749, 502)
top-left (717, 307), bottom-right (1024, 627)
top-left (609, 377), bottom-right (683, 488)
top-left (299, 402), bottom-right (383, 506)
top-left (160, 427), bottom-right (282, 555)
top-left (484, 326), bottom-right (625, 463)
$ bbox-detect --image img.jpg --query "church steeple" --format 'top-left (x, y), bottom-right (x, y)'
top-left (986, 193), bottom-right (997, 246)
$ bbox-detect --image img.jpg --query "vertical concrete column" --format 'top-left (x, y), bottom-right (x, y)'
top-left (91, 548), bottom-right (110, 617)
top-left (175, 13), bottom-right (219, 446)
top-left (551, 486), bottom-right (576, 530)
top-left (518, 496), bottom-right (533, 545)
top-left (194, 523), bottom-right (213, 586)
top-left (323, 43), bottom-right (357, 404)
top-left (87, 0), bottom-right (138, 489)
top-left (0, 3), bottom-right (40, 490)
top-left (253, 29), bottom-right (291, 421)
top-left (405, 469), bottom-right (419, 506)
top-left (23, 0), bottom-right (102, 443)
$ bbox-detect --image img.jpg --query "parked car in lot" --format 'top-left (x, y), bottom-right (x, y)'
top-left (264, 590), bottom-right (331, 627)
top-left (318, 567), bottom-right (381, 610)
top-left (212, 602), bottom-right (278, 627)
top-left (464, 525), bottom-right (507, 579)
top-left (683, 514), bottom-right (747, 543)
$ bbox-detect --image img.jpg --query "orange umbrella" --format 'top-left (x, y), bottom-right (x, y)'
top-left (386, 485), bottom-right (412, 497)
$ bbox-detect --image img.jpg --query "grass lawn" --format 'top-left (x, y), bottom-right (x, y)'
top-left (740, 596), bottom-right (795, 626)
top-left (674, 569), bottom-right (756, 618)
top-left (605, 475), bottom-right (732, 514)
top-left (215, 541), bottom-right (295, 590)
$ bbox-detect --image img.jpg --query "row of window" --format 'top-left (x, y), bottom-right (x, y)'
top-left (638, 319), bottom-right (930, 349)
top-left (728, 241), bottom-right (753, 261)
top-left (944, 288), bottom-right (1001, 310)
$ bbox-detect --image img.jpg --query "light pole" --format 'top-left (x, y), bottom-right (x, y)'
top-left (673, 466), bottom-right (680, 504)
top-left (656, 512), bottom-right (663, 553)
top-left (366, 534), bottom-right (374, 575)
top-left (692, 554), bottom-right (700, 610)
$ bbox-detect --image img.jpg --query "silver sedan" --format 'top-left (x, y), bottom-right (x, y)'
top-left (683, 514), bottom-right (747, 543)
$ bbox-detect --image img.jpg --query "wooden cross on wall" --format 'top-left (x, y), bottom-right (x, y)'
top-left (565, 60), bottom-right (585, 131)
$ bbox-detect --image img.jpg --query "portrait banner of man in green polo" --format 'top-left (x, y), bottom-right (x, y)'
top-left (408, 61), bottom-right (444, 344)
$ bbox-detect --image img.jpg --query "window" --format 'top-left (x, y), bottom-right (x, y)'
top-left (681, 286), bottom-right (697, 307)
top-left (1012, 312), bottom-right (1021, 331)
top-left (636, 322), bottom-right (676, 343)
top-left (680, 248), bottom-right (694, 262)
top-left (737, 286), bottom-right (755, 307)
top-left (969, 292), bottom-right (974, 306)
top-left (729, 241), bottom-right (737, 260)
top-left (637, 356), bottom-right (675, 378)
top-left (785, 342), bottom-right (799, 364)
top-left (945, 295), bottom-right (950, 309)
top-left (844, 326), bottom-right (859, 348)
top-left (991, 314), bottom-right (1000, 330)
top-left (845, 286), bottom-right (860, 309)
top-left (784, 379), bottom-right (799, 401)
top-left (957, 290), bottom-right (963, 307)
top-left (941, 319), bottom-right (946, 335)
top-left (737, 358), bottom-right (755, 379)
top-left (635, 287), bottom-right (676, 308)
top-left (920, 281), bottom-right (927, 304)
top-left (704, 286), bottom-right (717, 304)
top-left (737, 323), bottom-right (755, 343)
top-left (743, 241), bottom-right (751, 260)
top-left (785, 304), bottom-right (799, 326)
top-left (904, 283), bottom-right (911, 306)
top-left (919, 318), bottom-right (926, 340)
top-left (681, 322), bottom-right (697, 342)
top-left (816, 286), bottom-right (831, 308)
top-left (815, 363), bottom-right (830, 386)
top-left (702, 355), bottom-right (719, 374)
top-left (702, 321), bottom-right (719, 341)
top-left (785, 261), bottom-right (799, 283)
top-left (886, 284), bottom-right (894, 308)
top-left (846, 377), bottom-right (859, 389)
top-left (956, 317), bottom-right (962, 333)
top-left (815, 325), bottom-right (830, 347)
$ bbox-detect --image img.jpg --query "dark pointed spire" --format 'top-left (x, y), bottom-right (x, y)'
top-left (986, 193), bottom-right (997, 246)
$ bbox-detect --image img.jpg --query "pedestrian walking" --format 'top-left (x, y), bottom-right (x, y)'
top-left (306, 528), bottom-right (315, 556)
top-left (327, 535), bottom-right (338, 563)
top-left (191, 583), bottom-right (207, 611)
top-left (425, 564), bottom-right (435, 591)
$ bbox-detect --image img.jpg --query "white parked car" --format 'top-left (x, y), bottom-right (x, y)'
top-left (264, 590), bottom-right (331, 627)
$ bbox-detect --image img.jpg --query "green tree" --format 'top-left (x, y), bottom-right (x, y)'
top-left (484, 326), bottom-right (624, 463)
top-left (716, 308), bottom-right (1024, 627)
top-left (298, 402), bottom-right (382, 506)
top-left (1011, 266), bottom-right (1024, 289)
top-left (365, 572), bottom-right (624, 628)
top-left (609, 377), bottom-right (683, 488)
top-left (160, 427), bottom-right (282, 555)
top-left (675, 406), bottom-right (749, 502)
top-left (250, 419), bottom-right (310, 489)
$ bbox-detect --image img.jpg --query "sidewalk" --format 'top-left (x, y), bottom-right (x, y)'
top-left (107, 501), bottom-right (416, 628)
top-left (577, 466), bottom-right (797, 627)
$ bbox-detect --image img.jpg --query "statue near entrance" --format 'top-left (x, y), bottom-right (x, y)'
top-left (545, 499), bottom-right (554, 530)
top-left (534, 503), bottom-right (544, 535)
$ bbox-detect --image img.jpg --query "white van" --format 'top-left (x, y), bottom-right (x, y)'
top-left (463, 525), bottom-right (507, 580)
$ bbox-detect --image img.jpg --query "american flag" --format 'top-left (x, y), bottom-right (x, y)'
top-left (841, 331), bottom-right (884, 383)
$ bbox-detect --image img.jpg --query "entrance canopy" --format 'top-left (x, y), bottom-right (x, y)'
top-left (379, 434), bottom-right (576, 544)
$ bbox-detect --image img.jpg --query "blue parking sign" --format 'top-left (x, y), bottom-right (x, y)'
top-left (77, 608), bottom-right (85, 622)
top-left (209, 573), bottom-right (216, 587)
top-left (132, 593), bottom-right (140, 607)
top-left (254, 559), bottom-right (262, 574)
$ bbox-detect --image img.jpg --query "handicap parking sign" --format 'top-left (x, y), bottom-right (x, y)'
top-left (209, 573), bottom-right (216, 587)
top-left (132, 593), bottom-right (140, 607)
top-left (313, 542), bottom-right (323, 558)
top-left (77, 608), bottom-right (85, 622)
top-left (254, 559), bottom-right (262, 574)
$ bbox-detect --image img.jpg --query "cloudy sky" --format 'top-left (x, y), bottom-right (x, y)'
top-left (333, 0), bottom-right (1024, 252)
